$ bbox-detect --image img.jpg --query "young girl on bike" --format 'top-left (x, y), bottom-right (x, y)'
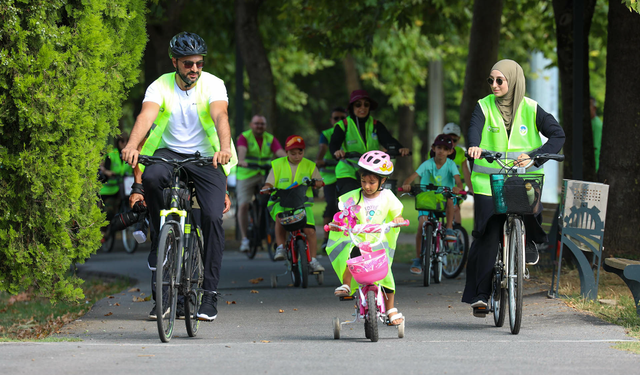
top-left (327, 151), bottom-right (406, 326)
top-left (262, 135), bottom-right (325, 272)
top-left (401, 134), bottom-right (463, 275)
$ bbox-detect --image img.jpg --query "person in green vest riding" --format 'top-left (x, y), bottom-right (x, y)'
top-left (315, 106), bottom-right (347, 251)
top-left (262, 135), bottom-right (325, 272)
top-left (329, 90), bottom-right (410, 198)
top-left (99, 133), bottom-right (133, 221)
top-left (121, 32), bottom-right (237, 322)
top-left (462, 59), bottom-right (565, 316)
top-left (236, 115), bottom-right (286, 252)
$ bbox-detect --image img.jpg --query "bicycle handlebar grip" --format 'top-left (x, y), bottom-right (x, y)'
top-left (324, 224), bottom-right (330, 232)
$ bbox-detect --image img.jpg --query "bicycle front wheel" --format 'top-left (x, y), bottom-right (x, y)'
top-left (122, 227), bottom-right (138, 253)
top-left (366, 290), bottom-right (379, 342)
top-left (434, 233), bottom-right (443, 284)
top-left (156, 223), bottom-right (180, 342)
top-left (422, 224), bottom-right (433, 287)
top-left (443, 224), bottom-right (469, 278)
top-left (185, 226), bottom-right (204, 337)
top-left (296, 238), bottom-right (309, 289)
top-left (246, 204), bottom-right (259, 259)
top-left (508, 218), bottom-right (524, 334)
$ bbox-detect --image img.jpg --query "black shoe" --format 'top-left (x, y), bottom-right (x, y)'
top-left (148, 303), bottom-right (170, 320)
top-left (525, 241), bottom-right (539, 265)
top-left (197, 291), bottom-right (218, 321)
top-left (176, 301), bottom-right (185, 320)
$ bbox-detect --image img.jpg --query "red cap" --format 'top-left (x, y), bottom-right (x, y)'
top-left (285, 135), bottom-right (306, 151)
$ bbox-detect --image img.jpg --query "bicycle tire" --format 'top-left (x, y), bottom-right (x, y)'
top-left (367, 290), bottom-right (379, 342)
top-left (443, 223), bottom-right (469, 278)
top-left (289, 240), bottom-right (300, 287)
top-left (492, 248), bottom-right (506, 327)
top-left (185, 227), bottom-right (204, 337)
top-left (122, 227), bottom-right (138, 253)
top-left (508, 218), bottom-right (524, 334)
top-left (422, 224), bottom-right (433, 287)
top-left (266, 215), bottom-right (276, 261)
top-left (246, 204), bottom-right (259, 259)
top-left (101, 230), bottom-right (114, 253)
top-left (434, 234), bottom-right (443, 284)
top-left (296, 238), bottom-right (309, 288)
top-left (156, 223), bottom-right (180, 342)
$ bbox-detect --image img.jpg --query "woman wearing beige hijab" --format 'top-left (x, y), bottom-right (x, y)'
top-left (463, 59), bottom-right (565, 315)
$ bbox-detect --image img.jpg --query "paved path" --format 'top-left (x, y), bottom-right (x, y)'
top-left (1, 241), bottom-right (638, 375)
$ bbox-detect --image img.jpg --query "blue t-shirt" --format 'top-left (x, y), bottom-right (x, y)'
top-left (415, 158), bottom-right (459, 188)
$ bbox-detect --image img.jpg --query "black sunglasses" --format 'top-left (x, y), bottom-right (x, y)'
top-left (181, 60), bottom-right (204, 69)
top-left (487, 77), bottom-right (505, 86)
top-left (332, 116), bottom-right (346, 121)
top-left (354, 101), bottom-right (370, 108)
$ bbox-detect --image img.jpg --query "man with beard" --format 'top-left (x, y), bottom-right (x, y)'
top-left (122, 32), bottom-right (237, 322)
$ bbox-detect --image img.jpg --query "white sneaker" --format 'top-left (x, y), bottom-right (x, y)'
top-left (274, 245), bottom-right (287, 261)
top-left (309, 258), bottom-right (325, 272)
top-left (240, 237), bottom-right (250, 252)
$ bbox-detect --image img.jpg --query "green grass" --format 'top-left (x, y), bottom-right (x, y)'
top-left (0, 278), bottom-right (131, 340)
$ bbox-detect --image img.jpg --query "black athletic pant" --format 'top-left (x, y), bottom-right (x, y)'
top-left (143, 148), bottom-right (227, 298)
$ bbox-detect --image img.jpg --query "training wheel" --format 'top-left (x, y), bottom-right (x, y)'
top-left (270, 274), bottom-right (277, 288)
top-left (333, 317), bottom-right (340, 339)
top-left (397, 319), bottom-right (405, 338)
top-left (316, 272), bottom-right (324, 285)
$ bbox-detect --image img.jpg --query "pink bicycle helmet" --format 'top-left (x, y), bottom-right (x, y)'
top-left (358, 151), bottom-right (394, 176)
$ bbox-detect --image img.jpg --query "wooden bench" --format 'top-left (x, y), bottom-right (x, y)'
top-left (603, 258), bottom-right (640, 316)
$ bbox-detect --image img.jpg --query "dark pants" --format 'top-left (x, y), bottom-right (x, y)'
top-left (322, 182), bottom-right (338, 219)
top-left (462, 194), bottom-right (547, 304)
top-left (143, 148), bottom-right (227, 297)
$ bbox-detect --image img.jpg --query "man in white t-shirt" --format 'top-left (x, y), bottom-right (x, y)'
top-left (122, 32), bottom-right (236, 322)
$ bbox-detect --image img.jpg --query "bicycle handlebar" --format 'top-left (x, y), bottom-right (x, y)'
top-left (244, 162), bottom-right (272, 171)
top-left (398, 185), bottom-right (468, 199)
top-left (260, 178), bottom-right (324, 194)
top-left (137, 152), bottom-right (214, 168)
top-left (323, 220), bottom-right (410, 234)
top-left (465, 150), bottom-right (564, 170)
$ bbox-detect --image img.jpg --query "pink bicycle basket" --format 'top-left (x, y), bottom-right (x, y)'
top-left (347, 249), bottom-right (389, 285)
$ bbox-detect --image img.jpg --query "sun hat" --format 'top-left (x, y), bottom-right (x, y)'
top-left (348, 90), bottom-right (378, 111)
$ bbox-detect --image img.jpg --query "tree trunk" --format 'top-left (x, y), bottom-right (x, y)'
top-left (235, 0), bottom-right (277, 134)
top-left (343, 53), bottom-right (361, 94)
top-left (601, 2), bottom-right (640, 257)
top-left (552, 0), bottom-right (597, 182)
top-left (396, 104), bottom-right (415, 179)
top-left (458, 0), bottom-right (503, 138)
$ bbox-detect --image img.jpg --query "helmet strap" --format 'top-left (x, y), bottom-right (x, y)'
top-left (176, 66), bottom-right (195, 90)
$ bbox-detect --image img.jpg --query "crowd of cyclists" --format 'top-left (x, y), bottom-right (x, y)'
top-left (99, 31), bottom-right (564, 325)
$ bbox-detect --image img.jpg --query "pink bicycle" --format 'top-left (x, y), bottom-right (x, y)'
top-left (325, 219), bottom-right (409, 342)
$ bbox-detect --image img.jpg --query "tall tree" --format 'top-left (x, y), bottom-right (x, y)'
top-left (235, 0), bottom-right (277, 127)
top-left (600, 1), bottom-right (640, 257)
top-left (458, 0), bottom-right (504, 136)
top-left (553, 0), bottom-right (598, 182)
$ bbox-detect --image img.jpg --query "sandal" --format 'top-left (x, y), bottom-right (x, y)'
top-left (334, 284), bottom-right (351, 297)
top-left (386, 308), bottom-right (404, 326)
top-left (410, 258), bottom-right (422, 275)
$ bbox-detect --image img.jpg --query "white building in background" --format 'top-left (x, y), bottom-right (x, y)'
top-left (529, 51), bottom-right (561, 204)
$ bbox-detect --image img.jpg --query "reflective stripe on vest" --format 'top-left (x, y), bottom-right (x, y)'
top-left (470, 95), bottom-right (544, 196)
top-left (320, 127), bottom-right (337, 185)
top-left (237, 130), bottom-right (274, 180)
top-left (335, 116), bottom-right (380, 179)
top-left (139, 72), bottom-right (238, 176)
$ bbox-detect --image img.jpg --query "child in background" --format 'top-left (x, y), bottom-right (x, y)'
top-left (402, 134), bottom-right (463, 275)
top-left (327, 151), bottom-right (406, 326)
top-left (262, 135), bottom-right (325, 272)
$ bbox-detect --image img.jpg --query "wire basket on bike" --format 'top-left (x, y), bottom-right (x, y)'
top-left (277, 208), bottom-right (307, 231)
top-left (490, 174), bottom-right (544, 215)
top-left (347, 249), bottom-right (389, 285)
top-left (273, 185), bottom-right (309, 231)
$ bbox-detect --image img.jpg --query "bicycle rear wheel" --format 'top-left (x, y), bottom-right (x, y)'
top-left (508, 218), bottom-right (524, 334)
top-left (366, 290), bottom-right (379, 342)
top-left (422, 224), bottom-right (433, 287)
top-left (156, 223), bottom-right (180, 342)
top-left (266, 214), bottom-right (276, 261)
top-left (296, 238), bottom-right (309, 288)
top-left (122, 227), bottom-right (138, 253)
top-left (246, 203), bottom-right (259, 259)
top-left (185, 226), bottom-right (204, 337)
top-left (101, 228), bottom-right (114, 253)
top-left (443, 224), bottom-right (469, 278)
top-left (492, 247), bottom-right (506, 327)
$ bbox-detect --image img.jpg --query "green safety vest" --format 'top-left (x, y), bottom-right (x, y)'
top-left (335, 116), bottom-right (380, 179)
top-left (139, 72), bottom-right (238, 176)
top-left (319, 127), bottom-right (337, 185)
top-left (326, 188), bottom-right (402, 293)
top-left (267, 157), bottom-right (316, 225)
top-left (237, 130), bottom-right (275, 180)
top-left (471, 95), bottom-right (544, 196)
top-left (100, 147), bottom-right (131, 196)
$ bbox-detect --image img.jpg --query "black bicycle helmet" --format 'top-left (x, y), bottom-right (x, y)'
top-left (168, 32), bottom-right (208, 58)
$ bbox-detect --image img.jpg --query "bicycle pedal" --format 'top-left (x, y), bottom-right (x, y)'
top-left (339, 296), bottom-right (355, 301)
top-left (524, 267), bottom-right (530, 280)
top-left (473, 307), bottom-right (489, 318)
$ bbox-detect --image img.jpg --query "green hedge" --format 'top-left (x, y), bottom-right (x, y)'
top-left (0, 0), bottom-right (146, 301)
